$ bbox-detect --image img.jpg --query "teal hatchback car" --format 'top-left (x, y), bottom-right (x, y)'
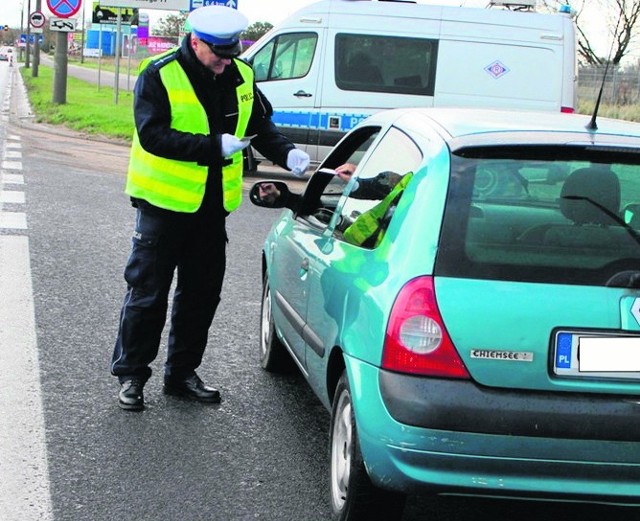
top-left (249, 108), bottom-right (640, 521)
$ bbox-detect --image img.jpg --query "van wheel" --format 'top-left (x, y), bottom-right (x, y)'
top-left (260, 273), bottom-right (291, 372)
top-left (329, 371), bottom-right (406, 521)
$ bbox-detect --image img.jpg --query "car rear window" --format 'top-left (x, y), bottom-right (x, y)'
top-left (436, 145), bottom-right (640, 286)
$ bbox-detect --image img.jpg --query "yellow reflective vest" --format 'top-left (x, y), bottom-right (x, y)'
top-left (126, 51), bottom-right (254, 213)
top-left (343, 173), bottom-right (413, 248)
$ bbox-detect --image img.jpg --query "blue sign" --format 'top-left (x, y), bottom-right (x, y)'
top-left (20, 34), bottom-right (44, 44)
top-left (190, 0), bottom-right (237, 10)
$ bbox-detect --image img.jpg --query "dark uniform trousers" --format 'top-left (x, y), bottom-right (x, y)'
top-left (111, 202), bottom-right (227, 384)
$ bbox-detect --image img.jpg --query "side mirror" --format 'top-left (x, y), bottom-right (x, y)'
top-left (249, 181), bottom-right (292, 209)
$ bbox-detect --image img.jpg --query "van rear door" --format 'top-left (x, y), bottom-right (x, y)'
top-left (434, 11), bottom-right (573, 112)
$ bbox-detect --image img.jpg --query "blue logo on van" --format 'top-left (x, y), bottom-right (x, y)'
top-left (485, 61), bottom-right (510, 79)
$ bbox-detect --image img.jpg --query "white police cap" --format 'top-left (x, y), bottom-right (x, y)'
top-left (188, 5), bottom-right (248, 58)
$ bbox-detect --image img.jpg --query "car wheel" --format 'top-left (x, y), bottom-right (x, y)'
top-left (260, 272), bottom-right (291, 372)
top-left (329, 371), bottom-right (406, 521)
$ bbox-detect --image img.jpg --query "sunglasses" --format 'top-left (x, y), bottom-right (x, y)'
top-left (200, 39), bottom-right (238, 59)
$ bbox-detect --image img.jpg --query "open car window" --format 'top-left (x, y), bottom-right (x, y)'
top-left (333, 126), bottom-right (423, 248)
top-left (295, 127), bottom-right (381, 228)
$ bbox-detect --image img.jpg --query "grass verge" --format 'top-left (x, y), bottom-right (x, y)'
top-left (20, 65), bottom-right (134, 142)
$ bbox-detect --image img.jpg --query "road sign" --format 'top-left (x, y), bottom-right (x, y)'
top-left (50, 17), bottom-right (78, 31)
top-left (30, 11), bottom-right (46, 28)
top-left (92, 5), bottom-right (137, 25)
top-left (20, 34), bottom-right (44, 44)
top-left (190, 0), bottom-right (237, 9)
top-left (104, 0), bottom-right (189, 10)
top-left (47, 0), bottom-right (82, 19)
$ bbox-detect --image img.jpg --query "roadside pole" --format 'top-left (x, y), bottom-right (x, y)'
top-left (47, 0), bottom-right (82, 104)
top-left (32, 0), bottom-right (42, 77)
top-left (114, 8), bottom-right (122, 104)
top-left (52, 31), bottom-right (68, 104)
top-left (25, 0), bottom-right (31, 68)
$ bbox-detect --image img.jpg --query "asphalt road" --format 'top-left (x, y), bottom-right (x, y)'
top-left (0, 60), bottom-right (637, 521)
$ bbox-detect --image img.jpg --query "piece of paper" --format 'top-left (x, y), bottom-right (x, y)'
top-left (241, 134), bottom-right (258, 144)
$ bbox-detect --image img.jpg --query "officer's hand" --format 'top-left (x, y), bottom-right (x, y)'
top-left (286, 149), bottom-right (310, 177)
top-left (221, 133), bottom-right (251, 158)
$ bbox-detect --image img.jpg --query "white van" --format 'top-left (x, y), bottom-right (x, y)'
top-left (242, 0), bottom-right (577, 164)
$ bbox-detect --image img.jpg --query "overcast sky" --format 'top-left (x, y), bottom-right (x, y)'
top-left (1, 1), bottom-right (610, 57)
top-left (3, 0), bottom-right (489, 27)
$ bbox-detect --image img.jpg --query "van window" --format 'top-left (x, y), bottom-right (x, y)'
top-left (251, 32), bottom-right (317, 82)
top-left (335, 34), bottom-right (438, 95)
top-left (437, 147), bottom-right (640, 286)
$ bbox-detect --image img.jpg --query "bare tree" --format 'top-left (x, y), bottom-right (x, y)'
top-left (540, 0), bottom-right (640, 65)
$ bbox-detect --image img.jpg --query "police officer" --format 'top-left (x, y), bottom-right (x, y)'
top-left (111, 5), bottom-right (310, 411)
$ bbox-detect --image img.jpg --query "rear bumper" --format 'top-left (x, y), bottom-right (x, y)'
top-left (379, 370), bottom-right (640, 442)
top-left (345, 357), bottom-right (640, 504)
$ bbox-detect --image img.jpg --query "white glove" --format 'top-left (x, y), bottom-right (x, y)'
top-left (221, 133), bottom-right (251, 158)
top-left (286, 148), bottom-right (310, 177)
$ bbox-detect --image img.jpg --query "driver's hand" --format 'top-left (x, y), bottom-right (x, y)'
top-left (258, 183), bottom-right (280, 204)
top-left (335, 163), bottom-right (357, 182)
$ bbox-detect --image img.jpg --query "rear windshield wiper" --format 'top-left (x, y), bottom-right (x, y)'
top-left (563, 195), bottom-right (640, 288)
top-left (561, 195), bottom-right (640, 248)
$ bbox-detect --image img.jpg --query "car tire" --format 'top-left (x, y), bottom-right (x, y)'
top-left (260, 272), bottom-right (292, 372)
top-left (329, 370), bottom-right (406, 521)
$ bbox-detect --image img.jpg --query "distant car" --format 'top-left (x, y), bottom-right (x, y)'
top-left (250, 107), bottom-right (640, 520)
top-left (0, 47), bottom-right (13, 61)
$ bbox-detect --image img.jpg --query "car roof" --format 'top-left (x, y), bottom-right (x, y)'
top-left (365, 108), bottom-right (640, 150)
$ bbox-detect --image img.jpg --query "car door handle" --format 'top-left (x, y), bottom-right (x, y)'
top-left (299, 258), bottom-right (310, 278)
top-left (294, 90), bottom-right (313, 98)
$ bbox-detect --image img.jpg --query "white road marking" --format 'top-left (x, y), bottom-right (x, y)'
top-left (0, 191), bottom-right (25, 204)
top-left (3, 173), bottom-right (23, 184)
top-left (0, 236), bottom-right (54, 521)
top-left (3, 150), bottom-right (21, 160)
top-left (1, 160), bottom-right (22, 170)
top-left (0, 211), bottom-right (27, 229)
top-left (1, 132), bottom-right (26, 228)
top-left (0, 102), bottom-right (53, 519)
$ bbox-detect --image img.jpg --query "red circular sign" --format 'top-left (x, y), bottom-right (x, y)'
top-left (30, 11), bottom-right (46, 28)
top-left (46, 0), bottom-right (81, 19)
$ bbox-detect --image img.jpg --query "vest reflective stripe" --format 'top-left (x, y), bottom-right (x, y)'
top-left (222, 61), bottom-right (253, 212)
top-left (126, 53), bottom-right (254, 213)
top-left (343, 173), bottom-right (413, 247)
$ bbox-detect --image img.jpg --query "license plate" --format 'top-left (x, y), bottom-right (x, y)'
top-left (554, 331), bottom-right (640, 379)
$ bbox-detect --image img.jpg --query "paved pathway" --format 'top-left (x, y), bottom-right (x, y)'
top-left (39, 53), bottom-right (138, 92)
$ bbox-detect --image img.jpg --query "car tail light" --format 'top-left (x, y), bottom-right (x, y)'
top-left (382, 276), bottom-right (470, 378)
top-left (561, 106), bottom-right (575, 113)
